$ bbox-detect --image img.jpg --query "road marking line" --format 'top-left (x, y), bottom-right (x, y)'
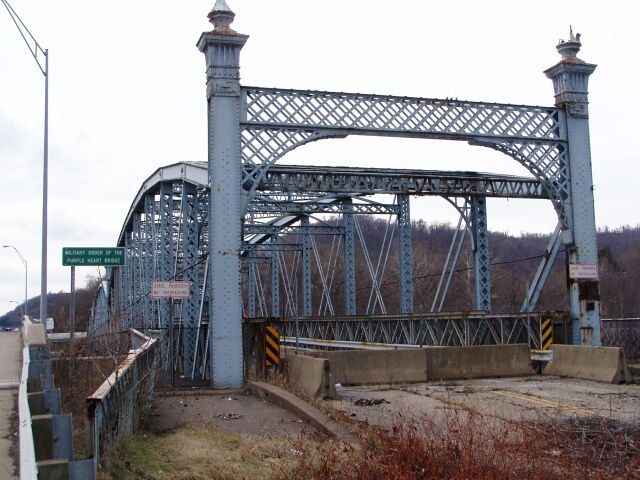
top-left (493, 390), bottom-right (594, 416)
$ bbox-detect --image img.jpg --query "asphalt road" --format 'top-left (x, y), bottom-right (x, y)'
top-left (322, 375), bottom-right (640, 429)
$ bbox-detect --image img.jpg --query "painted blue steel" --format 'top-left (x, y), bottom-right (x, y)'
top-left (158, 183), bottom-right (173, 330)
top-left (270, 237), bottom-right (280, 318)
top-left (301, 216), bottom-right (313, 317)
top-left (545, 41), bottom-right (600, 346)
top-left (258, 165), bottom-right (547, 199)
top-left (342, 198), bottom-right (356, 315)
top-left (89, 281), bottom-right (110, 336)
top-left (198, 28), bottom-right (248, 388)
top-left (239, 87), bottom-right (570, 226)
top-left (274, 312), bottom-right (567, 346)
top-left (143, 194), bottom-right (157, 329)
top-left (243, 242), bottom-right (302, 252)
top-left (397, 194), bottom-right (414, 314)
top-left (123, 236), bottom-right (133, 329)
top-left (243, 224), bottom-right (344, 235)
top-left (247, 254), bottom-right (257, 318)
top-left (522, 223), bottom-right (562, 313)
top-left (246, 199), bottom-right (400, 216)
top-left (106, 16), bottom-right (601, 384)
top-left (179, 183), bottom-right (201, 378)
top-left (470, 197), bottom-right (491, 311)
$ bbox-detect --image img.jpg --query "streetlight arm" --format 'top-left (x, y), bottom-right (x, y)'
top-left (3, 245), bottom-right (28, 318)
top-left (3, 245), bottom-right (26, 267)
top-left (0, 0), bottom-right (47, 76)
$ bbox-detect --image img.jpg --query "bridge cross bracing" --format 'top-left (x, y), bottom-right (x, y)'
top-left (95, 4), bottom-right (601, 388)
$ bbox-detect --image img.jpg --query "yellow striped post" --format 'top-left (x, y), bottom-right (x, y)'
top-left (541, 318), bottom-right (553, 350)
top-left (265, 325), bottom-right (280, 366)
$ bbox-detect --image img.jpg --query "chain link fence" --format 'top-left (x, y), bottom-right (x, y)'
top-left (602, 318), bottom-right (640, 361)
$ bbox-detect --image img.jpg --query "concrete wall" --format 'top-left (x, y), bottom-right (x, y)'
top-left (286, 354), bottom-right (336, 400)
top-left (544, 344), bottom-right (632, 384)
top-left (310, 349), bottom-right (428, 385)
top-left (301, 344), bottom-right (533, 386)
top-left (424, 344), bottom-right (534, 380)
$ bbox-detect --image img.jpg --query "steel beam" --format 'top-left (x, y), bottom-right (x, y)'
top-left (258, 165), bottom-right (547, 198)
top-left (270, 237), bottom-right (280, 318)
top-left (301, 216), bottom-right (312, 316)
top-left (197, 18), bottom-right (248, 387)
top-left (545, 36), bottom-right (601, 346)
top-left (343, 199), bottom-right (356, 315)
top-left (397, 195), bottom-right (414, 314)
top-left (470, 197), bottom-right (491, 311)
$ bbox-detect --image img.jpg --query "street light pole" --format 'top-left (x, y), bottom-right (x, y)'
top-left (3, 245), bottom-right (28, 318)
top-left (1, 0), bottom-right (49, 323)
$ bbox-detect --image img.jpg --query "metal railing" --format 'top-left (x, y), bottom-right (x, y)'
top-left (602, 318), bottom-right (640, 361)
top-left (87, 329), bottom-right (159, 471)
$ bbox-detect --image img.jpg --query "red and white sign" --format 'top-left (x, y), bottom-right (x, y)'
top-left (569, 264), bottom-right (599, 280)
top-left (150, 281), bottom-right (191, 298)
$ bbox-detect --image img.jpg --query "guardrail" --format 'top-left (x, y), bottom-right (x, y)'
top-left (246, 312), bottom-right (569, 350)
top-left (19, 319), bottom-right (94, 479)
top-left (87, 329), bottom-right (159, 472)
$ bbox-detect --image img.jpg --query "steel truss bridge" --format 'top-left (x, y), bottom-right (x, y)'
top-left (92, 4), bottom-right (602, 387)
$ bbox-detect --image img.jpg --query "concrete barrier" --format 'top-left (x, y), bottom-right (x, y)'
top-left (286, 353), bottom-right (336, 400)
top-left (424, 344), bottom-right (535, 380)
top-left (310, 349), bottom-right (428, 385)
top-left (25, 322), bottom-right (46, 346)
top-left (544, 344), bottom-right (632, 384)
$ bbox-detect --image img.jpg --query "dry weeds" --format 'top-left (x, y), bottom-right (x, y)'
top-left (101, 410), bottom-right (640, 479)
top-left (281, 412), bottom-right (640, 480)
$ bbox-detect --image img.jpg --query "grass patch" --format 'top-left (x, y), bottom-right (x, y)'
top-left (102, 425), bottom-right (319, 480)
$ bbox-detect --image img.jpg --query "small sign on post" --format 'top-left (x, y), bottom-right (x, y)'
top-left (62, 247), bottom-right (125, 266)
top-left (569, 264), bottom-right (599, 280)
top-left (150, 281), bottom-right (191, 299)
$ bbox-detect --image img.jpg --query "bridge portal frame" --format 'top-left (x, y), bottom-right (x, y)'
top-left (196, 5), bottom-right (598, 387)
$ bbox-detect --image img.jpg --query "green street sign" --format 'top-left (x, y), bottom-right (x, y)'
top-left (62, 247), bottom-right (125, 266)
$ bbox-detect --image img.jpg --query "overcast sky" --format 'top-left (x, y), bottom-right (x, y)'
top-left (1, 0), bottom-right (638, 317)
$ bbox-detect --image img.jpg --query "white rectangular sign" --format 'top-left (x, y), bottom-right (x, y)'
top-left (569, 264), bottom-right (599, 280)
top-left (150, 281), bottom-right (191, 298)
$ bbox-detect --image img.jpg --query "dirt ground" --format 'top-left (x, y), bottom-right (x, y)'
top-left (148, 388), bottom-right (321, 437)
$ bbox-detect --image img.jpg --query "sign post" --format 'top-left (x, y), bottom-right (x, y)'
top-left (62, 246), bottom-right (126, 377)
top-left (150, 281), bottom-right (191, 387)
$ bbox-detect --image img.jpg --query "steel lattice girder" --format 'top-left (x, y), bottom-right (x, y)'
top-left (398, 195), bottom-right (414, 314)
top-left (241, 88), bottom-right (561, 142)
top-left (246, 200), bottom-right (400, 216)
top-left (470, 197), bottom-right (491, 311)
top-left (257, 165), bottom-right (547, 199)
top-left (243, 224), bottom-right (344, 235)
top-left (117, 162), bottom-right (546, 241)
top-left (239, 87), bottom-right (568, 226)
top-left (275, 312), bottom-right (566, 346)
